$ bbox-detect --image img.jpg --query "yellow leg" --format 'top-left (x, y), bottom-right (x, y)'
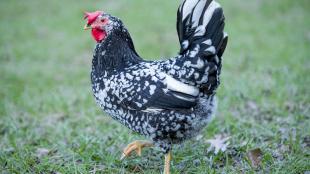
top-left (120, 140), bottom-right (153, 160)
top-left (164, 151), bottom-right (171, 174)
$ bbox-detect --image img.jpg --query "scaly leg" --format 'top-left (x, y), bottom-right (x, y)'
top-left (164, 151), bottom-right (171, 174)
top-left (120, 140), bottom-right (153, 160)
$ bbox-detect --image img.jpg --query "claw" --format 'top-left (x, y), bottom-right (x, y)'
top-left (120, 140), bottom-right (153, 160)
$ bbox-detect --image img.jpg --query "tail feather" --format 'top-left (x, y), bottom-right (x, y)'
top-left (217, 32), bottom-right (228, 58)
top-left (177, 0), bottom-right (227, 57)
top-left (176, 0), bottom-right (228, 95)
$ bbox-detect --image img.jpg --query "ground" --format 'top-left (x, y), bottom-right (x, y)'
top-left (0, 0), bottom-right (309, 173)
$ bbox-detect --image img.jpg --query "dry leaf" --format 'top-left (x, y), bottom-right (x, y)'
top-left (206, 135), bottom-right (230, 154)
top-left (247, 148), bottom-right (263, 168)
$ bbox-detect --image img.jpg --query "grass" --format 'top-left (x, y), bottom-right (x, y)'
top-left (0, 0), bottom-right (309, 173)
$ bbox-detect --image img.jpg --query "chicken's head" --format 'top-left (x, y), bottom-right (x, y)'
top-left (84, 11), bottom-right (121, 43)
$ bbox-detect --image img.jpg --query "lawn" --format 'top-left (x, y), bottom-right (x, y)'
top-left (0, 0), bottom-right (309, 173)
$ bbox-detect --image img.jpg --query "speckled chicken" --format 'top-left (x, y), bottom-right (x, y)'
top-left (84, 0), bottom-right (227, 173)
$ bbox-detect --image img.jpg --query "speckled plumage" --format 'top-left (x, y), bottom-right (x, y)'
top-left (89, 0), bottom-right (228, 153)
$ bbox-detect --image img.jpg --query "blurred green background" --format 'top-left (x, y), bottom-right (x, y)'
top-left (0, 0), bottom-right (309, 173)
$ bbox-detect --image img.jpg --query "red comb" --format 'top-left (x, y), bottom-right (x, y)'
top-left (84, 11), bottom-right (103, 25)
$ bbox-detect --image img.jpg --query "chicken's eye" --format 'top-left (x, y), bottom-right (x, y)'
top-left (101, 18), bottom-right (107, 23)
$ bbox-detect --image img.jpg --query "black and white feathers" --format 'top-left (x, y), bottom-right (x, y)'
top-left (177, 0), bottom-right (228, 56)
top-left (90, 0), bottom-right (228, 152)
top-left (174, 0), bottom-right (228, 94)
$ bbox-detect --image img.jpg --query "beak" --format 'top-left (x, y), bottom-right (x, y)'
top-left (84, 24), bottom-right (91, 30)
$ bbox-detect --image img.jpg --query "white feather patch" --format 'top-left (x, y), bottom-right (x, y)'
top-left (223, 32), bottom-right (228, 38)
top-left (194, 25), bottom-right (206, 37)
top-left (182, 40), bottom-right (189, 50)
top-left (203, 1), bottom-right (221, 27)
top-left (173, 93), bottom-right (196, 102)
top-left (142, 108), bottom-right (163, 113)
top-left (192, 0), bottom-right (207, 26)
top-left (205, 46), bottom-right (216, 54)
top-left (164, 74), bottom-right (199, 96)
top-left (203, 39), bottom-right (212, 45)
top-left (181, 0), bottom-right (199, 20)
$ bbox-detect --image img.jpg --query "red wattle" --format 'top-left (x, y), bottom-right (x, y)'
top-left (91, 28), bottom-right (107, 42)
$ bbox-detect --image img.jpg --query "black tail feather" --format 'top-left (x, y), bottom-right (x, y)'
top-left (177, 0), bottom-right (227, 58)
top-left (176, 0), bottom-right (228, 95)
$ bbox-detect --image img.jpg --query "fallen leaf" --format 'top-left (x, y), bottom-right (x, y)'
top-left (247, 148), bottom-right (263, 168)
top-left (206, 135), bottom-right (230, 154)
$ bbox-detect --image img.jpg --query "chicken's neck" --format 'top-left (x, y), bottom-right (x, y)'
top-left (91, 28), bottom-right (142, 77)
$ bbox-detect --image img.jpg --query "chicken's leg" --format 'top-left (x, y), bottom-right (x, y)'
top-left (164, 151), bottom-right (171, 174)
top-left (120, 140), bottom-right (153, 160)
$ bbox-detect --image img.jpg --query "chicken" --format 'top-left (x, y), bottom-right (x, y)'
top-left (84, 0), bottom-right (227, 173)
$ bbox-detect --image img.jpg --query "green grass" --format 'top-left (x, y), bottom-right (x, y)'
top-left (0, 0), bottom-right (309, 173)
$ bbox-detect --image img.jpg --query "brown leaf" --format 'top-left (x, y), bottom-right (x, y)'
top-left (247, 148), bottom-right (263, 168)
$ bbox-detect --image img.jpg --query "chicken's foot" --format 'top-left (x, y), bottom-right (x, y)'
top-left (120, 140), bottom-right (153, 160)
